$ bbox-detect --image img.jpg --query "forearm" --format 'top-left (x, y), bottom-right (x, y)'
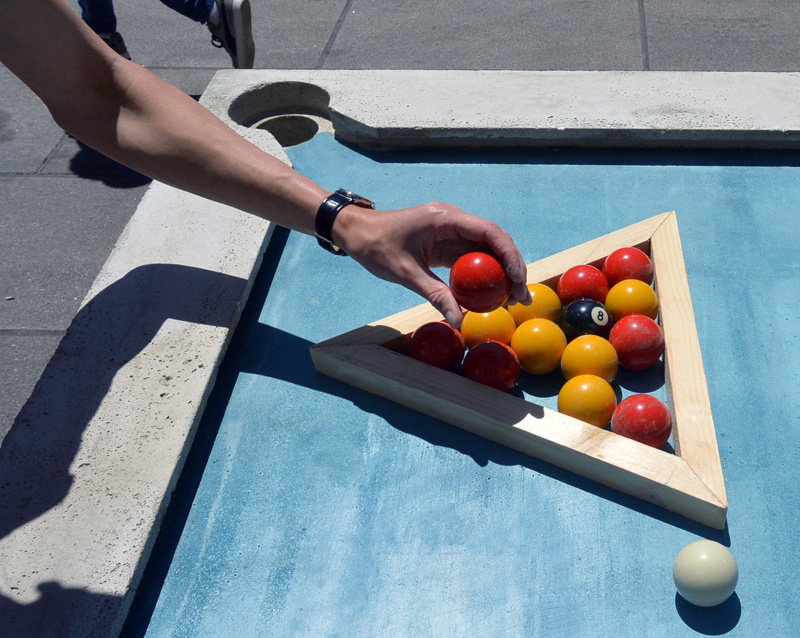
top-left (68, 61), bottom-right (329, 233)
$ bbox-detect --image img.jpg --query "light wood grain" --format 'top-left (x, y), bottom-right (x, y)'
top-left (652, 214), bottom-right (727, 506)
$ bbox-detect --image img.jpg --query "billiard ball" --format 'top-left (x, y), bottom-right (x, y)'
top-left (610, 394), bottom-right (672, 448)
top-left (560, 298), bottom-right (613, 340)
top-left (561, 335), bottom-right (619, 383)
top-left (409, 321), bottom-right (466, 370)
top-left (602, 247), bottom-right (654, 287)
top-left (450, 252), bottom-right (512, 312)
top-left (608, 314), bottom-right (665, 370)
top-left (673, 540), bottom-right (738, 607)
top-left (462, 340), bottom-right (521, 392)
top-left (556, 265), bottom-right (609, 306)
top-left (510, 318), bottom-right (567, 375)
top-left (460, 307), bottom-right (517, 349)
top-left (507, 283), bottom-right (562, 325)
top-left (604, 279), bottom-right (659, 320)
top-left (557, 374), bottom-right (617, 428)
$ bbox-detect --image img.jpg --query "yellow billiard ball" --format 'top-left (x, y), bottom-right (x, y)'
top-left (507, 283), bottom-right (563, 325)
top-left (561, 335), bottom-right (619, 383)
top-left (604, 279), bottom-right (659, 320)
top-left (460, 307), bottom-right (517, 349)
top-left (557, 374), bottom-right (617, 428)
top-left (510, 318), bottom-right (567, 375)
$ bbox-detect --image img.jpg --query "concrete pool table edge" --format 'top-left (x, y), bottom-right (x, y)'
top-left (206, 69), bottom-right (800, 149)
top-left (1, 70), bottom-right (797, 637)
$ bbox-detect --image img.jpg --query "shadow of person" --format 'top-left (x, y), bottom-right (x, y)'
top-left (68, 138), bottom-right (152, 188)
top-left (0, 581), bottom-right (124, 638)
top-left (0, 263), bottom-right (248, 541)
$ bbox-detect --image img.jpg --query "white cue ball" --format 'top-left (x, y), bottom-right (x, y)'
top-left (673, 540), bottom-right (738, 607)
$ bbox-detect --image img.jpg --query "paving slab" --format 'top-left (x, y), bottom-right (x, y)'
top-left (0, 332), bottom-right (64, 442)
top-left (0, 66), bottom-right (66, 174)
top-left (244, 0), bottom-right (349, 70)
top-left (330, 0), bottom-right (644, 70)
top-left (646, 1), bottom-right (800, 71)
top-left (0, 176), bottom-right (150, 331)
top-left (62, 0), bottom-right (800, 73)
top-left (150, 68), bottom-right (219, 99)
top-left (40, 136), bottom-right (153, 182)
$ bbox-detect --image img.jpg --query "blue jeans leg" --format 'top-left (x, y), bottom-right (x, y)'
top-left (159, 0), bottom-right (216, 24)
top-left (78, 0), bottom-right (117, 34)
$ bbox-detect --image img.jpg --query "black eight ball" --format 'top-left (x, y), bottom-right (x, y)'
top-left (560, 298), bottom-right (613, 340)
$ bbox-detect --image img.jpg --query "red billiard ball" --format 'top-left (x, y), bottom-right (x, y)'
top-left (608, 314), bottom-right (664, 370)
top-left (611, 394), bottom-right (672, 448)
top-left (409, 321), bottom-right (466, 370)
top-left (557, 265), bottom-right (609, 306)
top-left (602, 247), bottom-right (654, 287)
top-left (462, 340), bottom-right (521, 392)
top-left (449, 252), bottom-right (512, 312)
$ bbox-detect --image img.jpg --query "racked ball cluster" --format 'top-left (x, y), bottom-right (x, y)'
top-left (405, 248), bottom-right (672, 448)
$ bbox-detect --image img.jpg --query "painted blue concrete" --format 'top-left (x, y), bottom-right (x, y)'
top-left (134, 135), bottom-right (800, 637)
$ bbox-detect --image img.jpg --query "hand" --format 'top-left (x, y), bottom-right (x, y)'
top-left (333, 201), bottom-right (531, 328)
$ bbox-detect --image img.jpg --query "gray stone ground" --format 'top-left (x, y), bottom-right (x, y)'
top-left (1, 1), bottom-right (799, 440)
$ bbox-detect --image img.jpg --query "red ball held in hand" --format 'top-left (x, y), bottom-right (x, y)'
top-left (449, 252), bottom-right (512, 312)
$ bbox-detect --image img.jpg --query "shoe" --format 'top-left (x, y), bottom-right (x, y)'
top-left (209, 0), bottom-right (255, 69)
top-left (100, 32), bottom-right (131, 60)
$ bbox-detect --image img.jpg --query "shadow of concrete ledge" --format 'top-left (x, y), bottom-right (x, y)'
top-left (0, 264), bottom-right (250, 638)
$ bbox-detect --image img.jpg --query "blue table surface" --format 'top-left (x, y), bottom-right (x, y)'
top-left (125, 136), bottom-right (800, 637)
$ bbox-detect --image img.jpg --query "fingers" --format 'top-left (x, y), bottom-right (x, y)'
top-left (341, 201), bottom-right (530, 322)
top-left (435, 204), bottom-right (531, 304)
top-left (510, 279), bottom-right (532, 306)
top-left (470, 224), bottom-right (530, 299)
top-left (403, 264), bottom-right (464, 329)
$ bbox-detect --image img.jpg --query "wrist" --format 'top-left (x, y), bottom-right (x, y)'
top-left (315, 189), bottom-right (374, 255)
top-left (331, 203), bottom-right (371, 254)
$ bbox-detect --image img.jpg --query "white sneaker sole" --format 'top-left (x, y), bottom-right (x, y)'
top-left (227, 0), bottom-right (255, 69)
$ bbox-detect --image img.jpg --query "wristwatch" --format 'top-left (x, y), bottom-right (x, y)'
top-left (315, 189), bottom-right (375, 256)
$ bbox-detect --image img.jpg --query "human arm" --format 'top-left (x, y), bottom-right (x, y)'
top-left (0, 0), bottom-right (530, 326)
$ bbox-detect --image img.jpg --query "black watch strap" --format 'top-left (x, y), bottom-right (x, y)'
top-left (315, 189), bottom-right (375, 256)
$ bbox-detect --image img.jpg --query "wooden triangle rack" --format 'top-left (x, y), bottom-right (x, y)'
top-left (310, 212), bottom-right (727, 529)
